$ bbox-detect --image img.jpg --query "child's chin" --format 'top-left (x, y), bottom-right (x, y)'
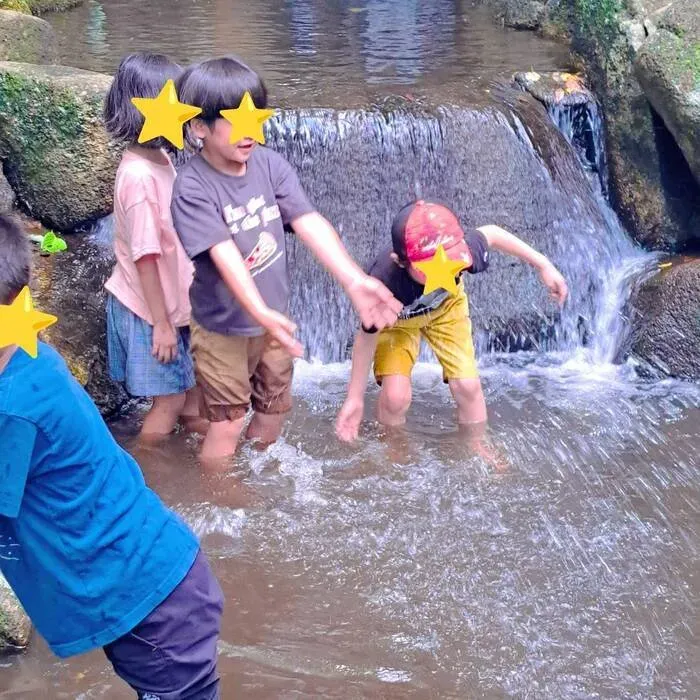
top-left (234, 145), bottom-right (256, 161)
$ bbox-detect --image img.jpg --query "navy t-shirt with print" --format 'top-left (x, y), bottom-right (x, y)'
top-left (0, 343), bottom-right (199, 658)
top-left (171, 147), bottom-right (315, 336)
top-left (362, 228), bottom-right (490, 332)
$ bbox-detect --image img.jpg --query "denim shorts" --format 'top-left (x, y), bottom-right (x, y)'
top-left (103, 550), bottom-right (225, 700)
top-left (107, 293), bottom-right (196, 398)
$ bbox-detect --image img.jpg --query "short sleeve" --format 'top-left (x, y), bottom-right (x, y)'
top-left (464, 229), bottom-right (490, 274)
top-left (268, 151), bottom-right (315, 225)
top-left (0, 415), bottom-right (37, 518)
top-left (171, 187), bottom-right (232, 259)
top-left (124, 199), bottom-right (163, 262)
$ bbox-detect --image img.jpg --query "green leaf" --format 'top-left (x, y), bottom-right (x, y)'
top-left (40, 231), bottom-right (68, 254)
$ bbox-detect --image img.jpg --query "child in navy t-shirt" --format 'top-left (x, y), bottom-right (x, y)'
top-left (0, 213), bottom-right (223, 698)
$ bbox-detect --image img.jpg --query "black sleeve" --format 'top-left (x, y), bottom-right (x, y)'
top-left (464, 229), bottom-right (490, 274)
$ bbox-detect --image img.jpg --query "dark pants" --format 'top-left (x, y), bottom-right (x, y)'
top-left (103, 551), bottom-right (224, 700)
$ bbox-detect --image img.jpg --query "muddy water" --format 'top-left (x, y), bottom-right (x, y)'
top-left (1, 357), bottom-right (698, 698)
top-left (45, 0), bottom-right (571, 107)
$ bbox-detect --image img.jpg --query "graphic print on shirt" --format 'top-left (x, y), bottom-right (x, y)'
top-left (224, 196), bottom-right (284, 277)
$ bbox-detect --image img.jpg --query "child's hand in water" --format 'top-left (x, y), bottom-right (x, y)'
top-left (152, 319), bottom-right (178, 363)
top-left (346, 275), bottom-right (402, 331)
top-left (335, 396), bottom-right (365, 442)
top-left (538, 262), bottom-right (568, 306)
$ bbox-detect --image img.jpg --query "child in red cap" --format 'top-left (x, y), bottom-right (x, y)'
top-left (335, 200), bottom-right (568, 441)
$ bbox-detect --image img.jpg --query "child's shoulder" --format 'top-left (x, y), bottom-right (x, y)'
top-left (0, 343), bottom-right (68, 422)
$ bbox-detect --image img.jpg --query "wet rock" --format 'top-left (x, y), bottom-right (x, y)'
top-left (0, 9), bottom-right (57, 63)
top-left (564, 1), bottom-right (700, 251)
top-left (30, 223), bottom-right (128, 416)
top-left (513, 70), bottom-right (595, 106)
top-left (0, 167), bottom-right (15, 212)
top-left (502, 0), bottom-right (547, 30)
top-left (635, 1), bottom-right (700, 186)
top-left (0, 62), bottom-right (122, 231)
top-left (0, 574), bottom-right (31, 653)
top-left (631, 259), bottom-right (700, 379)
top-left (27, 0), bottom-right (83, 13)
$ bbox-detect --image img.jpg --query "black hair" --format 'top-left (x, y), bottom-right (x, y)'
top-left (390, 201), bottom-right (416, 261)
top-left (104, 53), bottom-right (183, 147)
top-left (176, 56), bottom-right (268, 125)
top-left (0, 213), bottom-right (31, 305)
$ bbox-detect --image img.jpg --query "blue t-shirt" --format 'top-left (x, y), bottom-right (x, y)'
top-left (0, 343), bottom-right (199, 658)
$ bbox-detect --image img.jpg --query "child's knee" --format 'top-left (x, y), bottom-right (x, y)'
top-left (380, 381), bottom-right (412, 416)
top-left (450, 378), bottom-right (484, 407)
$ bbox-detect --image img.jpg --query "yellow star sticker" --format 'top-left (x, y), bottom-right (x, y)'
top-left (220, 92), bottom-right (275, 145)
top-left (414, 244), bottom-right (468, 297)
top-left (0, 286), bottom-right (57, 359)
top-left (131, 79), bottom-right (202, 150)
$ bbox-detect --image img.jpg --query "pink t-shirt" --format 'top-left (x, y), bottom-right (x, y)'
top-left (105, 150), bottom-right (193, 328)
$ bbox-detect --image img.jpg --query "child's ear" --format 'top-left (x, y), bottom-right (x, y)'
top-left (189, 118), bottom-right (208, 140)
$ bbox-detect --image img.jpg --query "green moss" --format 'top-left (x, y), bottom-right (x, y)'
top-left (0, 0), bottom-right (31, 12)
top-left (571, 0), bottom-right (623, 50)
top-left (0, 71), bottom-right (86, 180)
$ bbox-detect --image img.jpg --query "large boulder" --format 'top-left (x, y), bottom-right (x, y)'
top-left (484, 0), bottom-right (700, 251)
top-left (631, 259), bottom-right (700, 379)
top-left (0, 9), bottom-right (57, 64)
top-left (29, 220), bottom-right (128, 416)
top-left (0, 62), bottom-right (121, 231)
top-left (0, 574), bottom-right (31, 653)
top-left (635, 1), bottom-right (700, 186)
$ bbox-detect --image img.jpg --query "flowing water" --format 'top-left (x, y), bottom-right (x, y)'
top-left (2, 3), bottom-right (700, 699)
top-left (44, 0), bottom-right (571, 107)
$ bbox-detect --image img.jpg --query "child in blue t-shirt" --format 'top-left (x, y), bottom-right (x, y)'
top-left (0, 213), bottom-right (223, 698)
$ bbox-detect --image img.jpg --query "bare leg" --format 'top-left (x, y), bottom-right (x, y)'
top-left (376, 375), bottom-right (412, 427)
top-left (246, 412), bottom-right (286, 447)
top-left (200, 416), bottom-right (246, 470)
top-left (179, 386), bottom-right (209, 435)
top-left (140, 393), bottom-right (186, 439)
top-left (448, 378), bottom-right (487, 426)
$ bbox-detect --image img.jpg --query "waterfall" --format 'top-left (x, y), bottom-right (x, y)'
top-left (265, 91), bottom-right (653, 363)
top-left (90, 91), bottom-right (652, 367)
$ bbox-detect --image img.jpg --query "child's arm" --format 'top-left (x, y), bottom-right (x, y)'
top-left (291, 213), bottom-right (403, 331)
top-left (209, 240), bottom-right (303, 357)
top-left (134, 254), bottom-right (177, 364)
top-left (335, 329), bottom-right (379, 442)
top-left (477, 224), bottom-right (568, 305)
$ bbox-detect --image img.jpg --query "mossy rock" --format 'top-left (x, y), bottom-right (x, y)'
top-left (0, 575), bottom-right (31, 653)
top-left (0, 0), bottom-right (30, 13)
top-left (0, 62), bottom-right (123, 231)
top-left (27, 0), bottom-right (83, 14)
top-left (635, 0), bottom-right (700, 186)
top-left (0, 10), bottom-right (57, 64)
top-left (30, 226), bottom-right (129, 415)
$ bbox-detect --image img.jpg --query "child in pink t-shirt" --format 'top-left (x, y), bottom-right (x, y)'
top-left (104, 53), bottom-right (205, 437)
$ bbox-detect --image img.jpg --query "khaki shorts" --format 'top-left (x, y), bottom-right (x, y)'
top-left (374, 291), bottom-right (478, 383)
top-left (191, 320), bottom-right (294, 422)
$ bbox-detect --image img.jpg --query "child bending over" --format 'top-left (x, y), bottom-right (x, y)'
top-left (336, 200), bottom-right (568, 441)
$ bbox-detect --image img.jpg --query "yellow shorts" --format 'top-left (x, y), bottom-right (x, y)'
top-left (374, 291), bottom-right (478, 383)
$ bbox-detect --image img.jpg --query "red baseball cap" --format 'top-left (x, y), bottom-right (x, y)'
top-left (391, 200), bottom-right (468, 263)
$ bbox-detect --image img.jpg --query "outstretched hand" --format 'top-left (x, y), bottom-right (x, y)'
top-left (539, 262), bottom-right (568, 306)
top-left (335, 396), bottom-right (364, 442)
top-left (346, 275), bottom-right (402, 331)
